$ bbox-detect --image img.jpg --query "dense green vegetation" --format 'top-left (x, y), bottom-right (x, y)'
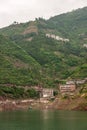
top-left (0, 35), bottom-right (41, 86)
top-left (0, 86), bottom-right (39, 99)
top-left (0, 7), bottom-right (87, 90)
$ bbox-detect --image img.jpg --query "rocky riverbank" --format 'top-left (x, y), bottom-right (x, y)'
top-left (0, 96), bottom-right (87, 111)
top-left (0, 99), bottom-right (34, 111)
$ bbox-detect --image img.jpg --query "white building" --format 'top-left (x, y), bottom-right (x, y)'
top-left (46, 33), bottom-right (69, 42)
top-left (83, 44), bottom-right (87, 48)
top-left (42, 88), bottom-right (54, 98)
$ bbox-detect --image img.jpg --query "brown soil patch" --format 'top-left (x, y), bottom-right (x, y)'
top-left (23, 25), bottom-right (38, 35)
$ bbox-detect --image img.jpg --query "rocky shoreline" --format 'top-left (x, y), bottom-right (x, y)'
top-left (0, 96), bottom-right (87, 111)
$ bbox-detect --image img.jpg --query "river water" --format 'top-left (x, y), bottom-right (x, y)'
top-left (0, 110), bottom-right (87, 130)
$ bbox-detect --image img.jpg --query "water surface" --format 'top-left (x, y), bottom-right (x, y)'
top-left (0, 110), bottom-right (87, 130)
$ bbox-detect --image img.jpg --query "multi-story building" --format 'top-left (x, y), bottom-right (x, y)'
top-left (59, 81), bottom-right (76, 95)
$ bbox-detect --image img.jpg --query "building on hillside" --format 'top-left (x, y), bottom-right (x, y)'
top-left (24, 86), bottom-right (55, 98)
top-left (83, 44), bottom-right (87, 48)
top-left (46, 33), bottom-right (69, 42)
top-left (59, 81), bottom-right (76, 95)
top-left (51, 34), bottom-right (56, 39)
top-left (42, 88), bottom-right (54, 98)
top-left (46, 33), bottom-right (51, 38)
top-left (75, 79), bottom-right (86, 85)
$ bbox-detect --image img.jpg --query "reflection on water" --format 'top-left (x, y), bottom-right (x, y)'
top-left (0, 110), bottom-right (87, 130)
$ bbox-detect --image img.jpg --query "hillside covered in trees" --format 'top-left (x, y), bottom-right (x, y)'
top-left (0, 7), bottom-right (87, 87)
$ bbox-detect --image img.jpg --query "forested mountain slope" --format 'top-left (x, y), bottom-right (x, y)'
top-left (0, 7), bottom-right (87, 87)
top-left (0, 35), bottom-right (41, 85)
